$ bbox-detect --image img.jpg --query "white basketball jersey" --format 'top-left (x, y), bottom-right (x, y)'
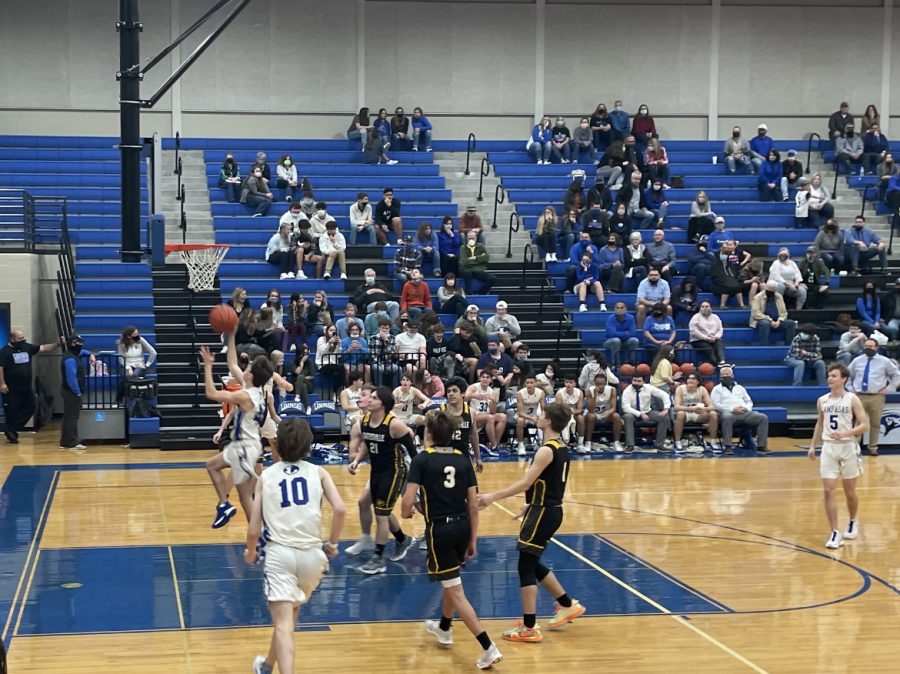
top-left (520, 389), bottom-right (543, 417)
top-left (394, 388), bottom-right (417, 420)
top-left (558, 387), bottom-right (583, 411)
top-left (680, 387), bottom-right (703, 408)
top-left (346, 386), bottom-right (362, 409)
top-left (234, 386), bottom-right (266, 445)
top-left (820, 391), bottom-right (857, 443)
top-left (261, 460), bottom-right (324, 549)
top-left (471, 385), bottom-right (494, 414)
top-left (590, 384), bottom-right (613, 413)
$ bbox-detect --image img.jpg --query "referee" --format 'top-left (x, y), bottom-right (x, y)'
top-left (0, 330), bottom-right (60, 443)
top-left (848, 338), bottom-right (900, 456)
top-left (401, 409), bottom-right (502, 671)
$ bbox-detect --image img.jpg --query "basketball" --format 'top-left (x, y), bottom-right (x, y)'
top-left (699, 362), bottom-right (715, 376)
top-left (619, 363), bottom-right (635, 377)
top-left (635, 364), bottom-right (651, 377)
top-left (703, 381), bottom-right (714, 392)
top-left (209, 304), bottom-right (238, 334)
top-left (679, 362), bottom-right (695, 375)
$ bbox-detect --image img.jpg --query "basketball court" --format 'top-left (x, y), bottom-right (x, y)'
top-left (3, 431), bottom-right (899, 673)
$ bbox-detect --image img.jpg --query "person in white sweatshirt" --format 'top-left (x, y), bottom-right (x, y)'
top-left (308, 201), bottom-right (336, 241)
top-left (319, 222), bottom-right (347, 280)
top-left (710, 366), bottom-right (769, 455)
top-left (620, 375), bottom-right (670, 453)
top-left (767, 247), bottom-right (807, 310)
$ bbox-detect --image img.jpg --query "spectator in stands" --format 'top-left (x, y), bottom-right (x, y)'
top-left (266, 222), bottom-right (300, 280)
top-left (459, 230), bottom-right (494, 293)
top-left (590, 103), bottom-right (613, 150)
top-left (644, 182), bottom-right (669, 228)
top-left (527, 116), bottom-right (553, 164)
top-left (688, 191), bottom-right (716, 243)
top-left (622, 135), bottom-right (646, 180)
top-left (643, 302), bottom-right (676, 361)
top-left (297, 190), bottom-right (317, 220)
top-left (308, 201), bottom-right (335, 240)
top-left (757, 150), bottom-right (784, 201)
top-left (782, 149), bottom-right (804, 196)
top-left (400, 268), bottom-right (432, 319)
top-left (606, 202), bottom-right (632, 243)
top-left (566, 230), bottom-right (599, 278)
top-left (650, 344), bottom-right (681, 391)
top-left (597, 234), bottom-right (625, 293)
top-left (410, 107), bottom-right (433, 151)
top-left (448, 321), bottom-right (482, 382)
top-left (860, 104), bottom-right (880, 135)
top-left (572, 117), bottom-right (596, 163)
top-left (644, 138), bottom-right (670, 188)
top-left (373, 108), bottom-right (391, 143)
top-left (582, 200), bottom-right (609, 246)
top-left (624, 231), bottom-right (651, 287)
top-left (319, 222), bottom-right (347, 280)
top-left (886, 164), bottom-right (900, 217)
top-left (391, 107), bottom-right (411, 150)
top-left (252, 151), bottom-right (271, 181)
top-left (279, 200), bottom-right (309, 234)
top-left (485, 300), bottom-right (521, 350)
top-left (621, 374), bottom-right (670, 454)
top-left (723, 126), bottom-right (755, 175)
top-left (647, 228), bottom-right (676, 283)
top-left (828, 101), bottom-right (854, 140)
top-left (586, 175), bottom-right (613, 216)
top-left (878, 153), bottom-right (895, 202)
top-left (218, 153), bottom-right (241, 202)
top-left (437, 273), bottom-right (468, 317)
top-left (395, 319), bottom-right (428, 373)
top-left (798, 246), bottom-right (830, 310)
top-left (477, 336), bottom-right (515, 385)
top-left (837, 321), bottom-right (867, 366)
top-left (456, 305), bottom-right (488, 348)
top-left (846, 215), bottom-right (887, 275)
top-left (227, 287), bottom-right (247, 318)
top-left (856, 280), bottom-right (886, 337)
top-left (415, 368), bottom-right (444, 398)
top-left (415, 222), bottom-right (441, 276)
top-left (348, 192), bottom-right (375, 245)
top-left (578, 350), bottom-right (618, 390)
top-left (558, 209), bottom-right (579, 260)
top-left (369, 318), bottom-right (400, 387)
top-left (785, 323), bottom-right (826, 386)
top-left (341, 322), bottom-right (370, 381)
top-left (551, 117), bottom-right (573, 163)
top-left (315, 325), bottom-right (342, 391)
top-left (862, 123), bottom-right (889, 176)
top-left (306, 290), bottom-right (334, 339)
top-left (353, 269), bottom-right (399, 321)
top-left (364, 301), bottom-right (392, 336)
top-left (117, 326), bottom-right (156, 378)
top-left (707, 216), bottom-right (732, 253)
top-left (291, 344), bottom-right (315, 415)
top-left (363, 130), bottom-right (395, 165)
top-left (563, 180), bottom-right (586, 220)
top-left (711, 366), bottom-right (770, 454)
top-left (276, 154), bottom-right (300, 202)
top-left (807, 174), bottom-right (834, 229)
top-left (438, 216), bottom-right (462, 275)
top-left (739, 257), bottom-right (765, 304)
top-left (882, 278), bottom-right (900, 340)
top-left (604, 302), bottom-right (640, 365)
top-left (426, 322), bottom-right (450, 376)
top-left (689, 237), bottom-right (716, 290)
top-left (749, 124), bottom-right (774, 167)
top-left (459, 205), bottom-right (485, 243)
top-left (596, 143), bottom-right (625, 188)
top-left (610, 101), bottom-right (630, 142)
top-left (573, 252), bottom-right (607, 313)
top-left (617, 171), bottom-right (654, 229)
top-left (284, 293), bottom-right (308, 352)
top-left (750, 281), bottom-right (796, 345)
top-left (535, 361), bottom-right (558, 396)
top-left (240, 165), bottom-right (272, 217)
top-left (375, 188), bottom-right (403, 244)
top-left (768, 247), bottom-right (807, 310)
top-left (672, 276), bottom-right (699, 320)
top-left (835, 124), bottom-right (864, 175)
top-left (711, 240), bottom-right (745, 308)
top-left (336, 303), bottom-right (365, 340)
top-left (689, 301), bottom-right (726, 366)
top-left (347, 107), bottom-right (372, 149)
top-left (630, 104), bottom-right (656, 152)
top-left (510, 342), bottom-right (535, 389)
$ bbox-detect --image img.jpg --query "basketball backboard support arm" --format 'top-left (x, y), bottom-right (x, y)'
top-left (117, 0), bottom-right (253, 263)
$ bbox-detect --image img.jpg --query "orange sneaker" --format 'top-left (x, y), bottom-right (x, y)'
top-left (501, 624), bottom-right (543, 643)
top-left (548, 600), bottom-right (586, 629)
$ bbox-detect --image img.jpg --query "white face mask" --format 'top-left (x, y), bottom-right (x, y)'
top-left (316, 210), bottom-right (326, 218)
top-left (545, 369), bottom-right (554, 377)
top-left (365, 275), bottom-right (375, 285)
top-left (447, 279), bottom-right (455, 286)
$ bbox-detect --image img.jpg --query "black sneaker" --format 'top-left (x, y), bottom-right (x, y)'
top-left (757, 446), bottom-right (772, 455)
top-left (5, 430), bottom-right (18, 444)
top-left (723, 446), bottom-right (734, 455)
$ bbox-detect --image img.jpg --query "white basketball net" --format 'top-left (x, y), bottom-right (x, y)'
top-left (179, 246), bottom-right (228, 291)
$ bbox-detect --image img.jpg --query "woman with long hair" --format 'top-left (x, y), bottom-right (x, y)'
top-left (117, 326), bottom-right (157, 378)
top-left (688, 191), bottom-right (716, 243)
top-left (437, 216), bottom-right (461, 276)
top-left (856, 281), bottom-right (883, 336)
top-left (315, 324), bottom-right (343, 395)
top-left (649, 344), bottom-right (680, 391)
top-left (814, 218), bottom-right (846, 272)
top-left (644, 137), bottom-right (670, 187)
top-left (861, 104), bottom-right (880, 136)
top-left (536, 206), bottom-right (560, 262)
top-left (437, 272), bottom-right (468, 317)
top-left (305, 290), bottom-right (333, 338)
top-left (275, 153), bottom-right (299, 201)
top-left (291, 343), bottom-right (315, 415)
top-left (415, 221), bottom-right (441, 275)
top-left (284, 292), bottom-right (308, 353)
top-left (347, 106), bottom-right (372, 149)
top-left (227, 287), bottom-right (247, 316)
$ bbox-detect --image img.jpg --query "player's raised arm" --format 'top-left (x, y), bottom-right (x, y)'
top-left (201, 345), bottom-right (251, 410)
top-left (224, 331), bottom-right (244, 383)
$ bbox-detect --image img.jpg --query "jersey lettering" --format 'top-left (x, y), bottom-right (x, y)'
top-left (278, 476), bottom-right (309, 507)
top-left (443, 465), bottom-right (456, 488)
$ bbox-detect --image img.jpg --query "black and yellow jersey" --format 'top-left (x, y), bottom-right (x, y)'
top-left (406, 446), bottom-right (477, 522)
top-left (441, 402), bottom-right (475, 456)
top-left (525, 438), bottom-right (569, 506)
top-left (361, 411), bottom-right (404, 473)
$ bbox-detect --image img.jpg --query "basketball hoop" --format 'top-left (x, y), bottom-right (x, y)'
top-left (164, 244), bottom-right (229, 291)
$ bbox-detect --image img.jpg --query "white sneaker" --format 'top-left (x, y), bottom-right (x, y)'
top-left (575, 443), bottom-right (589, 454)
top-left (673, 441), bottom-right (684, 453)
top-left (579, 304), bottom-right (588, 312)
top-left (289, 343), bottom-right (296, 352)
top-left (306, 405), bottom-right (313, 416)
top-left (549, 252), bottom-right (557, 261)
top-left (424, 619), bottom-right (454, 646)
top-left (613, 441), bottom-right (625, 453)
top-left (323, 272), bottom-right (331, 280)
top-left (545, 253), bottom-right (552, 262)
top-left (387, 159), bottom-right (399, 165)
top-left (825, 530), bottom-right (844, 549)
top-left (296, 270), bottom-right (307, 279)
top-left (476, 643), bottom-right (503, 670)
top-left (279, 273), bottom-right (289, 280)
top-left (844, 519), bottom-right (859, 540)
top-left (340, 272), bottom-right (347, 280)
top-left (516, 442), bottom-right (527, 457)
top-left (345, 534), bottom-right (375, 556)
top-left (599, 303), bottom-right (607, 312)
top-left (252, 655), bottom-right (273, 674)
top-left (286, 271), bottom-right (295, 279)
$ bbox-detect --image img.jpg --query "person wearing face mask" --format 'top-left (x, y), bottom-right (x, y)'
top-left (572, 117), bottom-right (596, 163)
top-left (688, 236), bottom-right (716, 291)
top-left (484, 301), bottom-right (522, 351)
top-left (848, 338), bottom-right (900, 456)
top-left (797, 247), bottom-right (830, 310)
top-left (861, 124), bottom-right (889, 176)
top-left (117, 326), bottom-right (157, 379)
top-left (621, 135), bottom-right (646, 180)
top-left (710, 367), bottom-right (770, 455)
top-left (757, 150), bottom-right (784, 202)
top-left (689, 301), bottom-right (726, 366)
top-left (642, 302), bottom-right (676, 362)
top-left (748, 124), bottom-right (775, 166)
top-left (644, 138), bottom-right (670, 188)
top-left (750, 281), bottom-right (797, 345)
top-left (722, 126), bottom-right (755, 175)
top-left (597, 235), bottom-right (625, 293)
top-left (855, 281), bottom-right (887, 337)
top-left (297, 190), bottom-right (317, 220)
top-left (394, 234), bottom-right (423, 284)
top-left (837, 321), bottom-right (867, 366)
top-left (390, 107), bottom-right (411, 150)
top-left (582, 200), bottom-right (609, 247)
top-left (252, 151), bottom-right (271, 181)
top-left (828, 101), bottom-right (854, 140)
top-left (275, 154), bottom-right (299, 202)
top-left (375, 188), bottom-right (404, 245)
top-left (609, 100), bottom-right (630, 142)
top-left (574, 253), bottom-right (607, 313)
top-left (0, 331), bottom-right (61, 443)
top-left (240, 165), bottom-right (273, 217)
top-left (565, 231), bottom-right (599, 290)
top-left (620, 375), bottom-right (671, 454)
top-left (349, 192), bottom-right (376, 245)
top-left (319, 221), bottom-right (347, 280)
top-left (711, 240), bottom-right (745, 309)
top-left (218, 153), bottom-right (241, 202)
top-left (527, 116), bottom-right (553, 165)
top-left (845, 215), bottom-right (887, 276)
top-left (551, 117), bottom-right (573, 164)
top-left (606, 202), bottom-right (633, 244)
top-left (630, 104), bottom-right (656, 152)
top-left (437, 216), bottom-right (462, 275)
top-left (410, 106), bottom-right (433, 152)
top-left (835, 124), bottom-right (864, 176)
top-left (459, 232), bottom-right (494, 293)
top-left (586, 176), bottom-right (613, 215)
top-left (590, 103), bottom-right (612, 150)
top-left (307, 201), bottom-right (335, 242)
top-left (785, 322), bottom-right (827, 387)
top-left (767, 247), bottom-right (807, 310)
top-left (881, 278), bottom-right (900, 339)
top-left (644, 183), bottom-right (669, 228)
top-left (60, 334), bottom-right (93, 450)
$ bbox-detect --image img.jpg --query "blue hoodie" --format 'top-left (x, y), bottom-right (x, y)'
top-left (749, 134), bottom-right (775, 158)
top-left (531, 125), bottom-right (551, 144)
top-left (574, 261), bottom-right (600, 285)
top-left (412, 115), bottom-right (432, 132)
top-left (569, 240), bottom-right (598, 264)
top-left (757, 159), bottom-right (783, 186)
top-left (597, 245), bottom-right (624, 271)
top-left (606, 311), bottom-right (637, 339)
top-left (707, 229), bottom-right (734, 253)
top-left (438, 229), bottom-right (461, 256)
top-left (644, 188), bottom-right (667, 210)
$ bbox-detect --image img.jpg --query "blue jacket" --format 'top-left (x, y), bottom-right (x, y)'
top-left (373, 118), bottom-right (391, 139)
top-left (864, 133), bottom-right (889, 154)
top-left (687, 247), bottom-right (716, 267)
top-left (597, 246), bottom-right (624, 271)
top-left (857, 296), bottom-right (881, 324)
top-left (846, 226), bottom-right (882, 248)
top-left (757, 159), bottom-right (783, 186)
top-left (644, 188), bottom-right (667, 210)
top-left (416, 231), bottom-right (439, 252)
top-left (412, 115), bottom-right (432, 132)
top-left (531, 125), bottom-right (552, 144)
top-left (749, 135), bottom-right (775, 158)
top-left (706, 230), bottom-right (734, 253)
top-left (438, 230), bottom-right (461, 256)
top-left (610, 110), bottom-right (630, 136)
top-left (63, 349), bottom-right (91, 396)
top-left (569, 240), bottom-right (598, 264)
top-left (888, 173), bottom-right (900, 196)
top-left (605, 312), bottom-right (637, 340)
top-left (574, 262), bottom-right (600, 285)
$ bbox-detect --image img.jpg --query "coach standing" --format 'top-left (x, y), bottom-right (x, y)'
top-left (849, 338), bottom-right (900, 456)
top-left (0, 330), bottom-right (60, 443)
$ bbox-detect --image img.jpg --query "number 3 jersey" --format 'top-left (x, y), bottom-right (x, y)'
top-left (407, 447), bottom-right (478, 522)
top-left (261, 461), bottom-right (323, 549)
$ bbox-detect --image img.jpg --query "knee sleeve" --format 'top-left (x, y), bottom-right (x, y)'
top-left (535, 562), bottom-right (550, 583)
top-left (517, 552), bottom-right (539, 587)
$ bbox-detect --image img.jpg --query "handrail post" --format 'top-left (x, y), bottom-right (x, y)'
top-left (476, 157), bottom-right (489, 201)
top-left (173, 131), bottom-right (180, 174)
top-left (537, 280), bottom-right (546, 326)
top-left (175, 156), bottom-right (183, 200)
top-left (805, 132), bottom-right (821, 176)
top-left (464, 133), bottom-right (476, 176)
top-left (506, 211), bottom-right (520, 258)
top-left (861, 185), bottom-right (870, 217)
top-left (831, 161), bottom-right (839, 200)
top-left (491, 184), bottom-right (505, 230)
top-left (520, 243), bottom-right (533, 290)
top-left (180, 184), bottom-right (187, 244)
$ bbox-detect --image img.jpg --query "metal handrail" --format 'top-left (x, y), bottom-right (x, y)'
top-left (491, 184), bottom-right (505, 230)
top-left (464, 133), bottom-right (476, 176)
top-left (179, 184), bottom-right (187, 244)
top-left (476, 157), bottom-right (490, 201)
top-left (173, 131), bottom-right (180, 174)
top-left (506, 211), bottom-right (520, 258)
top-left (805, 132), bottom-right (821, 176)
top-left (520, 243), bottom-right (534, 290)
top-left (860, 184), bottom-right (874, 217)
top-left (831, 160), bottom-right (840, 200)
top-left (176, 156), bottom-right (183, 199)
top-left (555, 313), bottom-right (567, 354)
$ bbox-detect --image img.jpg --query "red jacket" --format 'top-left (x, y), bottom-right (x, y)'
top-left (400, 281), bottom-right (432, 310)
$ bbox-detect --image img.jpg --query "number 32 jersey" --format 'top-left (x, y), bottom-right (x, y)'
top-left (407, 447), bottom-right (478, 522)
top-left (261, 460), bottom-right (323, 549)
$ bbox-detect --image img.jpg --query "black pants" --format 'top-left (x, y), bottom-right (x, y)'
top-left (440, 254), bottom-right (460, 276)
top-left (690, 339), bottom-right (725, 365)
top-left (60, 389), bottom-right (82, 448)
top-left (600, 266), bottom-right (625, 293)
top-left (461, 269), bottom-right (494, 293)
top-left (687, 216), bottom-right (714, 243)
top-left (267, 250), bottom-right (294, 275)
top-left (440, 294), bottom-right (469, 317)
top-left (3, 388), bottom-right (35, 435)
